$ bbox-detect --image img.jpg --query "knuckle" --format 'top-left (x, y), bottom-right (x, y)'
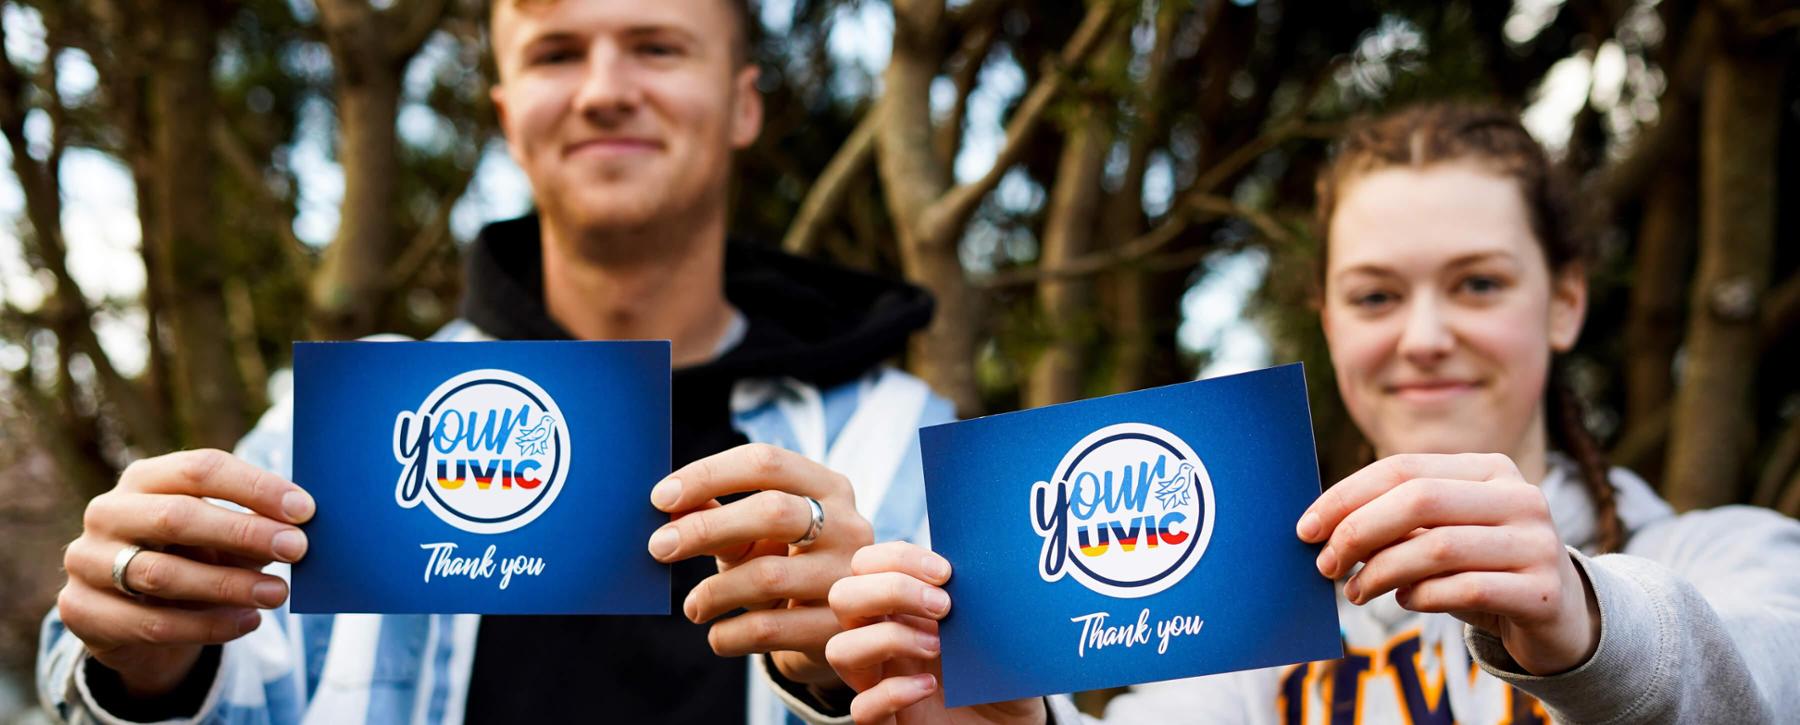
top-left (150, 499), bottom-right (189, 540)
top-left (134, 555), bottom-right (168, 595)
top-left (138, 614), bottom-right (171, 644)
top-left (1407, 484), bottom-right (1439, 519)
top-left (178, 449), bottom-right (231, 486)
top-left (1336, 519), bottom-right (1363, 552)
top-left (1426, 534), bottom-right (1456, 565)
top-left (55, 586), bottom-right (84, 623)
top-left (749, 615), bottom-right (781, 649)
top-left (229, 516), bottom-right (262, 552)
top-left (752, 559), bottom-right (789, 594)
top-left (117, 459), bottom-right (148, 489)
top-left (212, 570), bottom-right (240, 604)
top-left (82, 495), bottom-right (116, 534)
top-left (746, 443), bottom-right (785, 476)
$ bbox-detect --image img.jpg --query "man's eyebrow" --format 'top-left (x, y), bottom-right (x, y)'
top-left (619, 24), bottom-right (701, 43)
top-left (1443, 250), bottom-right (1521, 269)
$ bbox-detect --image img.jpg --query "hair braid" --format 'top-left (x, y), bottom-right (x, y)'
top-left (1548, 372), bottom-right (1624, 553)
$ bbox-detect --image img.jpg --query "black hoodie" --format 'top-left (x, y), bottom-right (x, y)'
top-left (459, 215), bottom-right (932, 723)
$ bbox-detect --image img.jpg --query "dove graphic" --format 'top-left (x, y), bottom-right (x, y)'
top-left (513, 414), bottom-right (556, 456)
top-left (1153, 461), bottom-right (1194, 510)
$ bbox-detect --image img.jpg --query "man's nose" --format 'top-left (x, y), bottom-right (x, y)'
top-left (573, 46), bottom-right (640, 123)
top-left (1397, 292), bottom-right (1455, 365)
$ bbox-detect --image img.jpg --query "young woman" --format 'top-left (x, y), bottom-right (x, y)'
top-left (820, 104), bottom-right (1800, 724)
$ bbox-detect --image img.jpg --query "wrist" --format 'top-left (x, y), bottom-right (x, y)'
top-left (1513, 549), bottom-right (1601, 675)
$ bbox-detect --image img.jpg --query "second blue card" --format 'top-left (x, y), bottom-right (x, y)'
top-left (290, 340), bottom-right (671, 615)
top-left (920, 363), bottom-right (1341, 707)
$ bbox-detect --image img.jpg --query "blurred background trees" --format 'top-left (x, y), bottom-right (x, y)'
top-left (1, 0), bottom-right (1797, 716)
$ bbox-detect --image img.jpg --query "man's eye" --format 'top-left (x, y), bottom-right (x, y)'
top-left (638, 42), bottom-right (682, 57)
top-left (528, 49), bottom-right (580, 66)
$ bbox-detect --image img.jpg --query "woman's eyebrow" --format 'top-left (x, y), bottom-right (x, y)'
top-left (1330, 264), bottom-right (1400, 284)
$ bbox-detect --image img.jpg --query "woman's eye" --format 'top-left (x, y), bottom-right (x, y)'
top-left (1350, 290), bottom-right (1397, 309)
top-left (1457, 275), bottom-right (1506, 295)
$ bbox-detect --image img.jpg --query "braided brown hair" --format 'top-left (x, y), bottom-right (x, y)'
top-left (1314, 102), bottom-right (1624, 553)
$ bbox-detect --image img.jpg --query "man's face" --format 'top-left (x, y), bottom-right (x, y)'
top-left (490, 0), bottom-right (761, 244)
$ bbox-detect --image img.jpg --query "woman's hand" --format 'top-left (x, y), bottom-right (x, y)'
top-left (826, 541), bottom-right (1045, 725)
top-left (1298, 453), bottom-right (1600, 675)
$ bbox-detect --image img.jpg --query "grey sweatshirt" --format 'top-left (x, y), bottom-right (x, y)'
top-left (1060, 458), bottom-right (1800, 724)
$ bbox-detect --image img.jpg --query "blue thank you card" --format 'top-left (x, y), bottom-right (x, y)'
top-left (920, 363), bottom-right (1341, 707)
top-left (290, 340), bottom-right (671, 614)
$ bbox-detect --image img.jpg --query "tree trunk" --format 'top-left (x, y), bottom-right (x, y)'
top-left (1664, 41), bottom-right (1784, 511)
top-left (879, 3), bottom-right (985, 416)
top-left (312, 5), bottom-right (404, 339)
top-left (1617, 165), bottom-right (1694, 489)
top-left (1027, 110), bottom-right (1108, 408)
top-left (146, 0), bottom-right (249, 450)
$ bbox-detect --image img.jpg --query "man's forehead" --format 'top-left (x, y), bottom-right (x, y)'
top-left (492, 0), bottom-right (736, 40)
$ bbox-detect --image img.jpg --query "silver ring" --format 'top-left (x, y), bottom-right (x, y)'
top-left (112, 544), bottom-right (145, 598)
top-left (791, 496), bottom-right (825, 547)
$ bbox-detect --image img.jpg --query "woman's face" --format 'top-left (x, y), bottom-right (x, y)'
top-left (1321, 162), bottom-right (1586, 460)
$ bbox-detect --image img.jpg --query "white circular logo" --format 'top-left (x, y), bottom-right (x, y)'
top-left (1030, 422), bottom-right (1215, 598)
top-left (391, 369), bottom-right (570, 534)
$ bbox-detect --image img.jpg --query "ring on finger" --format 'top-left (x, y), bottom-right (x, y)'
top-left (791, 495), bottom-right (825, 547)
top-left (112, 544), bottom-right (146, 598)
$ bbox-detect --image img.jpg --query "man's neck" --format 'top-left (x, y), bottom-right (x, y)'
top-left (539, 215), bottom-right (735, 367)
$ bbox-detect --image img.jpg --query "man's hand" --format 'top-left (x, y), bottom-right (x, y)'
top-left (647, 443), bottom-right (874, 686)
top-left (58, 449), bottom-right (315, 697)
top-left (1298, 452), bottom-right (1600, 675)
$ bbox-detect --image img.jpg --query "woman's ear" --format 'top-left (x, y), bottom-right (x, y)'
top-left (1548, 263), bottom-right (1588, 353)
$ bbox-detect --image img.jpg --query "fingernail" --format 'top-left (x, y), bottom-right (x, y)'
top-left (1315, 547), bottom-right (1337, 578)
top-left (236, 609), bottom-right (261, 634)
top-left (916, 629), bottom-right (940, 654)
top-left (922, 587), bottom-right (950, 616)
top-left (272, 530), bottom-right (307, 563)
top-left (1297, 512), bottom-right (1320, 541)
top-left (907, 673), bottom-right (937, 696)
top-left (923, 554), bottom-right (950, 582)
top-left (282, 490), bottom-right (316, 523)
top-left (252, 581), bottom-right (287, 608)
top-left (1344, 576), bottom-right (1361, 603)
top-left (650, 478), bottom-right (681, 511)
top-left (648, 526), bottom-right (679, 560)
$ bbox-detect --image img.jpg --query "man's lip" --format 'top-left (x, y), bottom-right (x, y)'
top-left (1384, 380), bottom-right (1482, 397)
top-left (563, 138), bottom-right (663, 156)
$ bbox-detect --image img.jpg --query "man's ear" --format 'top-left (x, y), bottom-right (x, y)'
top-left (1548, 263), bottom-right (1588, 353)
top-left (729, 65), bottom-right (763, 149)
top-left (490, 84), bottom-right (521, 161)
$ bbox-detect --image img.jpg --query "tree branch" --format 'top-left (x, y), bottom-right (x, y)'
top-left (934, 22), bottom-right (998, 170)
top-left (211, 119), bottom-right (316, 279)
top-left (386, 160), bottom-right (481, 291)
top-left (924, 0), bottom-right (1119, 239)
top-left (384, 0), bottom-right (452, 62)
top-left (782, 110), bottom-right (880, 255)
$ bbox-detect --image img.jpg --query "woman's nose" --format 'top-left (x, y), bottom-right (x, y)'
top-left (1396, 292), bottom-right (1455, 365)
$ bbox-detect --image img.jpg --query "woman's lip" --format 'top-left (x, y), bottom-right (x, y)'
top-left (1385, 381), bottom-right (1481, 400)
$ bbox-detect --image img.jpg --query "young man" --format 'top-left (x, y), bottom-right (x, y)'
top-left (37, 1), bottom-right (947, 722)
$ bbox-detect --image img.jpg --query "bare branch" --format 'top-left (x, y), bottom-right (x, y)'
top-left (934, 23), bottom-right (998, 170)
top-left (384, 0), bottom-right (453, 61)
top-left (783, 111), bottom-right (881, 255)
top-left (211, 120), bottom-right (316, 280)
top-left (386, 161), bottom-right (481, 291)
top-left (977, 193), bottom-right (1266, 288)
top-left (925, 0), bottom-right (1120, 238)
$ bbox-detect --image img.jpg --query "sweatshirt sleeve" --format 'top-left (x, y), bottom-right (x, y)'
top-left (1466, 506), bottom-right (1800, 724)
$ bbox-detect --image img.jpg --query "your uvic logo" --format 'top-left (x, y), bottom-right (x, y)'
top-left (1031, 423), bottom-right (1215, 598)
top-left (393, 369), bottom-right (570, 534)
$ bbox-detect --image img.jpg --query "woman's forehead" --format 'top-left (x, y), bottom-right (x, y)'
top-left (1326, 163), bottom-right (1542, 273)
